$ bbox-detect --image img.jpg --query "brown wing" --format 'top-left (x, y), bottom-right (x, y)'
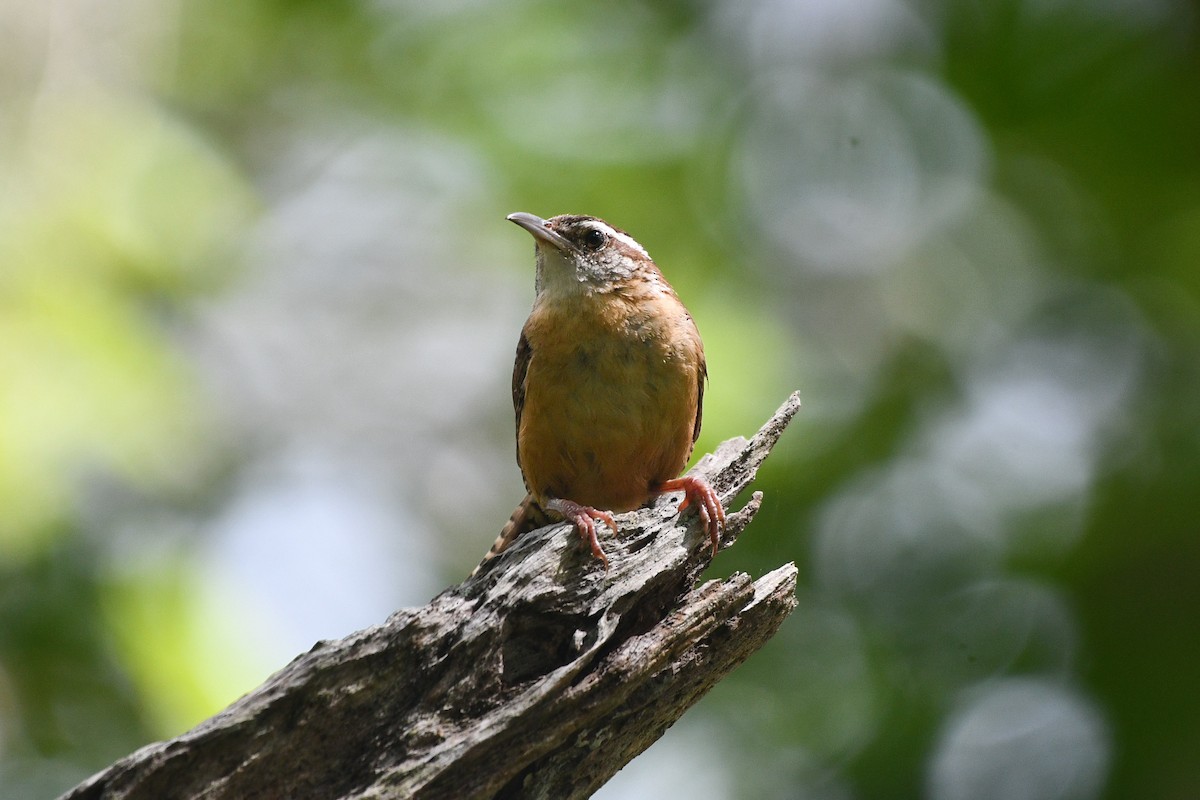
top-left (512, 329), bottom-right (532, 470)
top-left (691, 354), bottom-right (707, 447)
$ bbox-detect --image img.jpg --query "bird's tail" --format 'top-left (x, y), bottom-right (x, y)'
top-left (471, 493), bottom-right (548, 576)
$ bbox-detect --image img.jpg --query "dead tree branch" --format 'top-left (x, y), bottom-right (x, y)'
top-left (63, 392), bottom-right (802, 800)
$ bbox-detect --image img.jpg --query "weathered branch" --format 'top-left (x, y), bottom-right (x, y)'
top-left (63, 392), bottom-right (802, 800)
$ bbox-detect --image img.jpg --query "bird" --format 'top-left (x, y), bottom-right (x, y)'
top-left (475, 212), bottom-right (724, 573)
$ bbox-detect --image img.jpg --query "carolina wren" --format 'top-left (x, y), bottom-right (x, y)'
top-left (477, 212), bottom-right (724, 572)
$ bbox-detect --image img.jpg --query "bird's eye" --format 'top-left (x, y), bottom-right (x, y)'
top-left (581, 229), bottom-right (606, 250)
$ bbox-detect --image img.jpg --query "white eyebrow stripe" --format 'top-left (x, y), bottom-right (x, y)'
top-left (584, 220), bottom-right (649, 259)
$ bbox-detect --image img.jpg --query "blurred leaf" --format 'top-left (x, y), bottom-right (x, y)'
top-left (0, 93), bottom-right (255, 557)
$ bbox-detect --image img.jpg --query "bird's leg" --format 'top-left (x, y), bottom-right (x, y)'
top-left (543, 497), bottom-right (618, 568)
top-left (653, 475), bottom-right (725, 558)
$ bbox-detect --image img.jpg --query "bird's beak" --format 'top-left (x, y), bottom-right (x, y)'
top-left (507, 212), bottom-right (574, 253)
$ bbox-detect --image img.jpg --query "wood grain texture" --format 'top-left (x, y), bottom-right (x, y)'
top-left (62, 392), bottom-right (802, 800)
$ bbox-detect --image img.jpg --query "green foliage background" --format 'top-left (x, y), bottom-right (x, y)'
top-left (1, 1), bottom-right (1198, 798)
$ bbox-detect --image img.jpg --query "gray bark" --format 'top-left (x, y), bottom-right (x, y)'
top-left (63, 392), bottom-right (802, 800)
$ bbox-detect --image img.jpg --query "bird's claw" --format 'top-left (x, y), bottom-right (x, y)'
top-left (657, 475), bottom-right (725, 558)
top-left (545, 498), bottom-right (617, 568)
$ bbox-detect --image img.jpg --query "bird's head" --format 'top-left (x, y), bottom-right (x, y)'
top-left (507, 212), bottom-right (662, 300)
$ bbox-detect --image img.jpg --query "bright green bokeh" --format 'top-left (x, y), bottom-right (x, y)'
top-left (2, 1), bottom-right (1198, 798)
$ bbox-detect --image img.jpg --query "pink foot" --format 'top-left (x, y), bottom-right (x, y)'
top-left (654, 475), bottom-right (726, 558)
top-left (544, 498), bottom-right (618, 568)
